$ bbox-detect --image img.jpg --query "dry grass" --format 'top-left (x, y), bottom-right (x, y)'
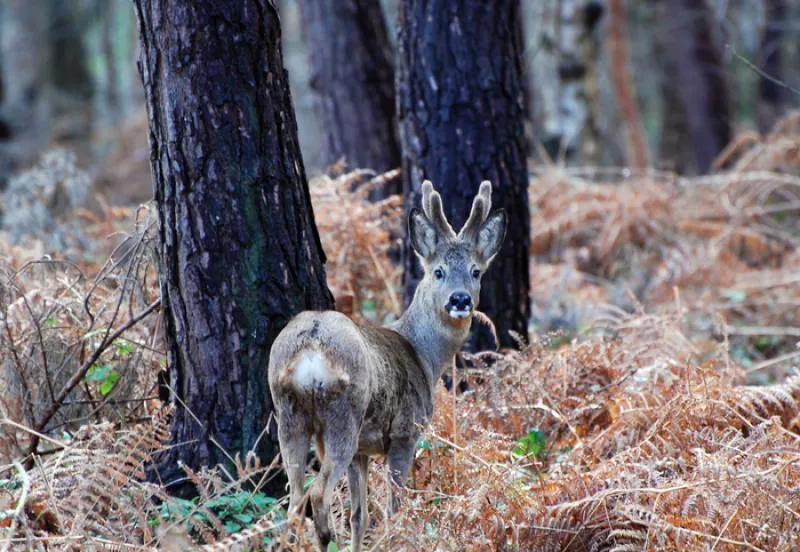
top-left (2, 117), bottom-right (800, 550)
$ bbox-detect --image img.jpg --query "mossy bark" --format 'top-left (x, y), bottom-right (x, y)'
top-left (134, 0), bottom-right (334, 492)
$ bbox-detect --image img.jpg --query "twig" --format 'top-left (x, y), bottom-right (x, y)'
top-left (23, 298), bottom-right (161, 467)
top-left (724, 325), bottom-right (800, 338)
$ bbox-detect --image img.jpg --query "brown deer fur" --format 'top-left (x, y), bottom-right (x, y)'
top-left (268, 180), bottom-right (506, 551)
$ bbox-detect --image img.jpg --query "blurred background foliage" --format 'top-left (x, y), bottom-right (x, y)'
top-left (0, 0), bottom-right (796, 203)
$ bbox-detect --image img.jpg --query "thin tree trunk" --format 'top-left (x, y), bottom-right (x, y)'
top-left (134, 0), bottom-right (334, 493)
top-left (527, 0), bottom-right (605, 165)
top-left (607, 0), bottom-right (649, 170)
top-left (101, 0), bottom-right (120, 123)
top-left (397, 0), bottom-right (530, 350)
top-left (0, 0), bottom-right (48, 181)
top-left (665, 0), bottom-right (731, 174)
top-left (297, 0), bottom-right (400, 197)
top-left (656, 0), bottom-right (694, 174)
top-left (757, 0), bottom-right (787, 133)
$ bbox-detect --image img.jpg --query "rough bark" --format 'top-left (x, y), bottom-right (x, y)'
top-left (664, 0), bottom-right (731, 174)
top-left (397, 0), bottom-right (530, 350)
top-left (297, 0), bottom-right (400, 197)
top-left (757, 0), bottom-right (787, 133)
top-left (134, 0), bottom-right (334, 492)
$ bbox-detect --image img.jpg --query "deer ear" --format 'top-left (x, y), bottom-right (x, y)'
top-left (409, 207), bottom-right (439, 260)
top-left (474, 209), bottom-right (506, 264)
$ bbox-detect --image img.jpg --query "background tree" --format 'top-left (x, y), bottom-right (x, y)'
top-left (663, 0), bottom-right (731, 174)
top-left (0, 0), bottom-right (47, 185)
top-left (396, 0), bottom-right (531, 350)
top-left (757, 0), bottom-right (787, 133)
top-left (297, 0), bottom-right (400, 197)
top-left (656, 0), bottom-right (695, 175)
top-left (133, 0), bottom-right (334, 491)
top-left (607, 0), bottom-right (649, 170)
top-left (47, 1), bottom-right (94, 158)
top-left (526, 0), bottom-right (606, 165)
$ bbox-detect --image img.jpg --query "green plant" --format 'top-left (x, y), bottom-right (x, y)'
top-left (155, 490), bottom-right (284, 540)
top-left (510, 429), bottom-right (547, 460)
top-left (85, 363), bottom-right (120, 395)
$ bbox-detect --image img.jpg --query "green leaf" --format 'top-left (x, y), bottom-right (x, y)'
top-left (115, 341), bottom-right (135, 356)
top-left (224, 520), bottom-right (242, 533)
top-left (327, 542), bottom-right (340, 552)
top-left (233, 512), bottom-right (253, 525)
top-left (250, 493), bottom-right (277, 510)
top-left (511, 429), bottom-right (547, 459)
top-left (100, 372), bottom-right (120, 395)
top-left (416, 437), bottom-right (432, 452)
top-left (722, 289), bottom-right (747, 303)
top-left (86, 364), bottom-right (113, 382)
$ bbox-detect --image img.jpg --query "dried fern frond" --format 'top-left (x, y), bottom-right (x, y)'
top-left (1, 407), bottom-right (172, 551)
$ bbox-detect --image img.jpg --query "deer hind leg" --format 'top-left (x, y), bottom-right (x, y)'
top-left (310, 424), bottom-right (359, 550)
top-left (386, 437), bottom-right (415, 516)
top-left (276, 401), bottom-right (312, 518)
top-left (347, 454), bottom-right (370, 552)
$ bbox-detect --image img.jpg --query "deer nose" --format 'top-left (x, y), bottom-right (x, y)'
top-left (448, 292), bottom-right (472, 311)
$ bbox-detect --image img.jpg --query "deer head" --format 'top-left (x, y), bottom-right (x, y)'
top-left (408, 180), bottom-right (507, 330)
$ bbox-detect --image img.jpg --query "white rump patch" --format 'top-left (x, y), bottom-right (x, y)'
top-left (291, 350), bottom-right (345, 389)
top-left (448, 310), bottom-right (472, 319)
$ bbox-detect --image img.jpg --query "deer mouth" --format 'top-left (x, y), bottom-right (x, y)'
top-left (447, 308), bottom-right (472, 320)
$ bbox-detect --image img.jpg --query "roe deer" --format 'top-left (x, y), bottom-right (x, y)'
top-left (268, 180), bottom-right (506, 551)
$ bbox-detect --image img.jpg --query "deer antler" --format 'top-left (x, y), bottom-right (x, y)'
top-left (421, 180), bottom-right (457, 241)
top-left (458, 180), bottom-right (492, 241)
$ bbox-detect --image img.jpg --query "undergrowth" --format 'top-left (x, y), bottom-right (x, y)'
top-left (2, 116), bottom-right (800, 550)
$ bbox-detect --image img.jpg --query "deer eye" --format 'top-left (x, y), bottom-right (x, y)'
top-left (471, 268), bottom-right (481, 279)
top-left (434, 268), bottom-right (445, 280)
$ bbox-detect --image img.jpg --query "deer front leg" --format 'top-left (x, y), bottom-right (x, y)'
top-left (386, 438), bottom-right (415, 516)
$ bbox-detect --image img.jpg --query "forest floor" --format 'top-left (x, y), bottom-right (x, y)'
top-left (1, 115), bottom-right (800, 550)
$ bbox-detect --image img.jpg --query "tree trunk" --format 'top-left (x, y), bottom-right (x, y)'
top-left (527, 0), bottom-right (605, 165)
top-left (101, 0), bottom-right (120, 124)
top-left (297, 0), bottom-right (400, 197)
top-left (656, 0), bottom-right (694, 174)
top-left (0, 0), bottom-right (48, 183)
top-left (397, 0), bottom-right (530, 350)
top-left (48, 1), bottom-right (93, 102)
top-left (664, 0), bottom-right (731, 174)
top-left (607, 0), bottom-right (649, 170)
top-left (47, 1), bottom-right (94, 161)
top-left (133, 0), bottom-right (334, 492)
top-left (757, 0), bottom-right (787, 133)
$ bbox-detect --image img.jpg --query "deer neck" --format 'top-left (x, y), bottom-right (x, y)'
top-left (386, 290), bottom-right (470, 383)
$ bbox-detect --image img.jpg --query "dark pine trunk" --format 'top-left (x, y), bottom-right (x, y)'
top-left (758, 0), bottom-right (787, 133)
top-left (665, 0), bottom-right (731, 174)
top-left (134, 0), bottom-right (334, 493)
top-left (297, 0), bottom-right (401, 197)
top-left (397, 0), bottom-right (531, 350)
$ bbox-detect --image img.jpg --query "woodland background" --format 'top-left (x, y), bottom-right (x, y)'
top-left (1, 0), bottom-right (800, 551)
